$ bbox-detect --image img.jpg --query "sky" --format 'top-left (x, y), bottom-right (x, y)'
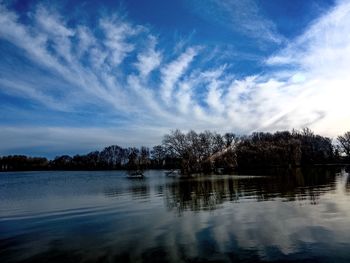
top-left (0, 0), bottom-right (350, 157)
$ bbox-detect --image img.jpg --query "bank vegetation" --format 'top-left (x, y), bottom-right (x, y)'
top-left (1, 129), bottom-right (350, 174)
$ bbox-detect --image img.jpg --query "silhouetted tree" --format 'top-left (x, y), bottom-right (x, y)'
top-left (0, 128), bottom-right (343, 173)
top-left (0, 155), bottom-right (48, 171)
top-left (338, 131), bottom-right (350, 160)
top-left (99, 145), bottom-right (128, 168)
top-left (86, 151), bottom-right (101, 169)
top-left (139, 146), bottom-right (150, 169)
top-left (294, 128), bottom-right (333, 164)
top-left (236, 131), bottom-right (301, 169)
top-left (162, 130), bottom-right (230, 174)
top-left (151, 145), bottom-right (166, 167)
top-left (235, 129), bottom-right (333, 169)
top-left (51, 155), bottom-right (73, 170)
top-left (126, 147), bottom-right (140, 170)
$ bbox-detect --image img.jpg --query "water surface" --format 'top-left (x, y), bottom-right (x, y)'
top-left (1, 168), bottom-right (350, 262)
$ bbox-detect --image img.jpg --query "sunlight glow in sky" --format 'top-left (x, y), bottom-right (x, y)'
top-left (0, 0), bottom-right (350, 157)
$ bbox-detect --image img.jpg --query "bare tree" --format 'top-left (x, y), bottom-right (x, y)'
top-left (224, 132), bottom-right (237, 148)
top-left (338, 132), bottom-right (350, 157)
top-left (140, 146), bottom-right (150, 167)
top-left (99, 145), bottom-right (127, 168)
top-left (162, 130), bottom-right (236, 174)
top-left (163, 130), bottom-right (189, 159)
top-left (151, 145), bottom-right (166, 166)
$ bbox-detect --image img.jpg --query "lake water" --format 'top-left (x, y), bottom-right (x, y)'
top-left (1, 168), bottom-right (350, 263)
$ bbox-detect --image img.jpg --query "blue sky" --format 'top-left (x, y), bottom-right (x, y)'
top-left (1, 0), bottom-right (350, 157)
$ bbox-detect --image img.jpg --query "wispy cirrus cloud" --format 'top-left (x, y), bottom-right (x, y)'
top-left (185, 0), bottom-right (284, 44)
top-left (134, 36), bottom-right (162, 78)
top-left (262, 0), bottom-right (350, 134)
top-left (160, 47), bottom-right (198, 104)
top-left (0, 0), bottom-right (350, 156)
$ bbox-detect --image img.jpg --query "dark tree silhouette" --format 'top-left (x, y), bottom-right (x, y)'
top-left (162, 130), bottom-right (236, 174)
top-left (0, 155), bottom-right (48, 171)
top-left (0, 128), bottom-right (344, 173)
top-left (338, 131), bottom-right (350, 159)
top-left (151, 145), bottom-right (166, 167)
top-left (99, 145), bottom-right (128, 168)
top-left (235, 129), bottom-right (334, 169)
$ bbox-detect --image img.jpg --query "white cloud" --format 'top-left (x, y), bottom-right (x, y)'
top-left (206, 80), bottom-right (225, 113)
top-left (261, 0), bottom-right (350, 135)
top-left (186, 0), bottom-right (284, 44)
top-left (176, 81), bottom-right (192, 114)
top-left (134, 36), bottom-right (162, 78)
top-left (76, 26), bottom-right (96, 57)
top-left (100, 16), bottom-right (141, 68)
top-left (1, 1), bottom-right (350, 154)
top-left (160, 47), bottom-right (198, 104)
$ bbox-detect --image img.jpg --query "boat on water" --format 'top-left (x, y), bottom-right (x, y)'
top-left (165, 169), bottom-right (180, 177)
top-left (127, 170), bottom-right (144, 178)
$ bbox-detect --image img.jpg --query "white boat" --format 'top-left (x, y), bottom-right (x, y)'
top-left (127, 170), bottom-right (144, 178)
top-left (165, 170), bottom-right (180, 177)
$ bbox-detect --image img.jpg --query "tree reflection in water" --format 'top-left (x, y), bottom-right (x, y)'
top-left (162, 167), bottom-right (340, 212)
top-left (105, 178), bottom-right (150, 199)
top-left (102, 167), bottom-right (343, 211)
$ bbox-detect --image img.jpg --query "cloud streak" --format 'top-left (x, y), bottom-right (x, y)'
top-left (186, 0), bottom-right (284, 44)
top-left (0, 1), bottom-right (350, 155)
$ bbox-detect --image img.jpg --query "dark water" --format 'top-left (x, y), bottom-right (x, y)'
top-left (1, 168), bottom-right (350, 263)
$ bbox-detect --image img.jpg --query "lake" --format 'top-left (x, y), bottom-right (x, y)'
top-left (1, 168), bottom-right (350, 262)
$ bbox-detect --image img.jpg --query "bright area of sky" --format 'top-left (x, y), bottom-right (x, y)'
top-left (0, 0), bottom-right (349, 157)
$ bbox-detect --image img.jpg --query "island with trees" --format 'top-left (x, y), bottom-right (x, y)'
top-left (1, 128), bottom-right (350, 174)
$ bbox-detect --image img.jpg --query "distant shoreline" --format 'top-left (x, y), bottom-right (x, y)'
top-left (1, 164), bottom-right (349, 174)
top-left (1, 129), bottom-right (350, 174)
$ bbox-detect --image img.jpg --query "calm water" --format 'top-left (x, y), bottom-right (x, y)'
top-left (1, 168), bottom-right (350, 263)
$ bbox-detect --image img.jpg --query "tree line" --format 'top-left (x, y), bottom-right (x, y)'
top-left (1, 129), bottom-right (350, 173)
